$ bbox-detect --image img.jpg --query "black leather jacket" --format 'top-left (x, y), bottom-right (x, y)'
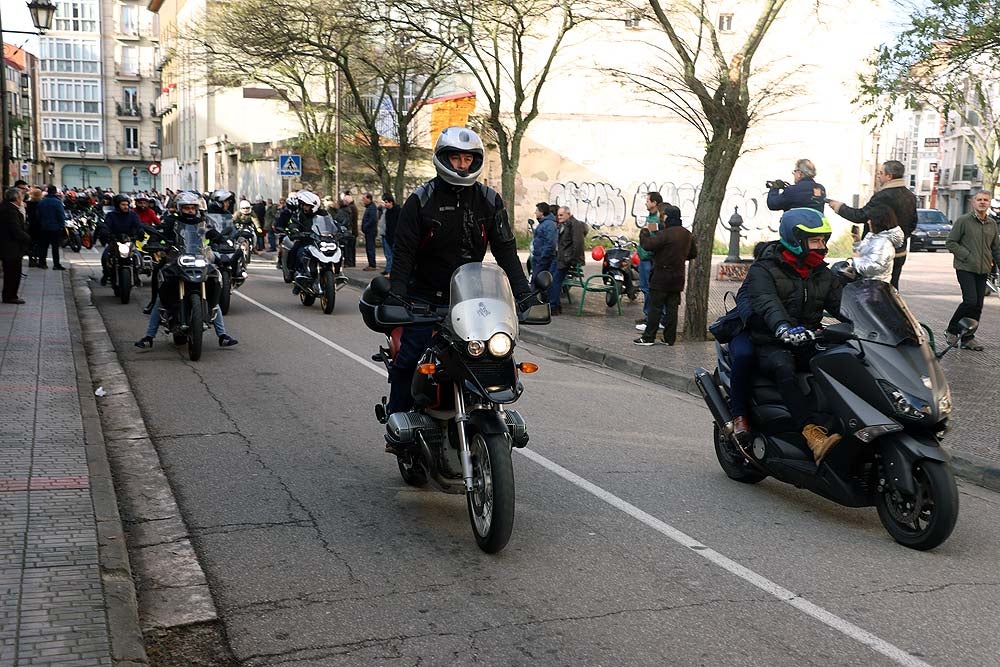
top-left (390, 177), bottom-right (531, 304)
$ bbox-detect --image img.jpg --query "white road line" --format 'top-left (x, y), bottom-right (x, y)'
top-left (235, 290), bottom-right (932, 667)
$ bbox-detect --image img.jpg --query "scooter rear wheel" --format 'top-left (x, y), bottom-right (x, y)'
top-left (876, 460), bottom-right (958, 551)
top-left (714, 423), bottom-right (766, 484)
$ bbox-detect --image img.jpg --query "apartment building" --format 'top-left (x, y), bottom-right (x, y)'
top-left (39, 0), bottom-right (161, 191)
top-left (4, 42), bottom-right (47, 185)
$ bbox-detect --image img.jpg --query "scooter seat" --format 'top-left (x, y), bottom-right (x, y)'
top-left (752, 373), bottom-right (812, 405)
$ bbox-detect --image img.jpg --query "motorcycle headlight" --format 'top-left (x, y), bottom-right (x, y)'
top-left (877, 380), bottom-right (931, 421)
top-left (488, 333), bottom-right (513, 357)
top-left (467, 340), bottom-right (486, 357)
top-left (179, 254), bottom-right (207, 268)
top-left (319, 242), bottom-right (337, 251)
top-left (117, 242), bottom-right (131, 258)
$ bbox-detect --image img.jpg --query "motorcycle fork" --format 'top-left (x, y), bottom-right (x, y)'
top-left (453, 385), bottom-right (475, 492)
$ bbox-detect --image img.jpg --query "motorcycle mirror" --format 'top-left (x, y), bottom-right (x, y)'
top-left (533, 270), bottom-right (553, 291)
top-left (370, 275), bottom-right (391, 298)
top-left (822, 322), bottom-right (855, 343)
top-left (830, 260), bottom-right (857, 284)
top-left (957, 317), bottom-right (978, 337)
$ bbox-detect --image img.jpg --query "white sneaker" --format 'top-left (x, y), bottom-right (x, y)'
top-left (634, 323), bottom-right (665, 331)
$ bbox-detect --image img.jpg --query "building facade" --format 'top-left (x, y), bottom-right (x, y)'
top-left (3, 43), bottom-right (47, 185)
top-left (38, 0), bottom-right (161, 191)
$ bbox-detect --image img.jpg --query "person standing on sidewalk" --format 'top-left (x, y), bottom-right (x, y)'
top-left (530, 202), bottom-right (556, 281)
top-left (634, 204), bottom-right (696, 346)
top-left (636, 192), bottom-right (663, 327)
top-left (0, 187), bottom-right (32, 304)
top-left (944, 190), bottom-right (1000, 351)
top-left (549, 206), bottom-right (586, 315)
top-left (381, 193), bottom-right (398, 277)
top-left (361, 192), bottom-right (379, 271)
top-left (827, 160), bottom-right (917, 289)
top-left (265, 198), bottom-right (279, 251)
top-left (35, 185), bottom-right (68, 270)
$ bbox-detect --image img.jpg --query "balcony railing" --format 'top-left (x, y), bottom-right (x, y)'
top-left (116, 101), bottom-right (142, 118)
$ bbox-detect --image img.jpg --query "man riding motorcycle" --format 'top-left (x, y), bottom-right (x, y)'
top-left (282, 190), bottom-right (327, 280)
top-left (743, 207), bottom-right (844, 462)
top-left (100, 194), bottom-right (143, 285)
top-left (384, 127), bottom-right (534, 438)
top-left (134, 193), bottom-right (160, 226)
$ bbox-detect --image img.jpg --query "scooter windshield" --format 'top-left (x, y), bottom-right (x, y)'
top-left (839, 280), bottom-right (923, 346)
top-left (205, 213), bottom-right (235, 235)
top-left (311, 215), bottom-right (339, 237)
top-left (177, 222), bottom-right (207, 255)
top-left (448, 263), bottom-right (519, 342)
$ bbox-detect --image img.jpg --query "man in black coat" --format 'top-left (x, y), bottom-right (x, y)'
top-left (360, 192), bottom-right (379, 270)
top-left (0, 188), bottom-right (32, 304)
top-left (634, 204), bottom-right (696, 345)
top-left (828, 160), bottom-right (916, 289)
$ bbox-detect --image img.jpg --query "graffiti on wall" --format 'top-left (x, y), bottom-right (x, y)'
top-left (548, 181), bottom-right (629, 227)
top-left (630, 182), bottom-right (763, 230)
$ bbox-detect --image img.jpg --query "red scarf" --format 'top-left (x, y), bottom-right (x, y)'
top-left (781, 249), bottom-right (825, 278)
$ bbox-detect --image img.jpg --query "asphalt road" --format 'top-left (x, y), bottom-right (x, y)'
top-left (76, 252), bottom-right (1000, 667)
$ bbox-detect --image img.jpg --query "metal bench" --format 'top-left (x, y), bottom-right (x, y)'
top-left (561, 265), bottom-right (622, 316)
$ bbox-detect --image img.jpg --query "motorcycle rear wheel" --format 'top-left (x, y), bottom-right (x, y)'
top-left (466, 431), bottom-right (515, 554)
top-left (118, 267), bottom-right (131, 305)
top-left (70, 234), bottom-right (82, 253)
top-left (320, 271), bottom-right (336, 314)
top-left (876, 460), bottom-right (958, 551)
top-left (713, 423), bottom-right (766, 484)
top-left (220, 272), bottom-right (232, 315)
top-left (187, 294), bottom-right (204, 361)
top-left (605, 287), bottom-right (618, 308)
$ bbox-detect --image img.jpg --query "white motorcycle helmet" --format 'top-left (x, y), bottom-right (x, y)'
top-left (239, 200), bottom-right (252, 214)
top-left (297, 190), bottom-right (321, 214)
top-left (432, 127), bottom-right (485, 187)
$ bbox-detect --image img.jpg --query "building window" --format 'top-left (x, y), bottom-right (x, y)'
top-left (40, 37), bottom-right (100, 73)
top-left (124, 126), bottom-right (139, 153)
top-left (42, 117), bottom-right (102, 154)
top-left (122, 86), bottom-right (138, 111)
top-left (41, 78), bottom-right (101, 113)
top-left (54, 0), bottom-right (99, 33)
top-left (120, 46), bottom-right (139, 75)
top-left (718, 13), bottom-right (733, 32)
top-left (119, 4), bottom-right (138, 35)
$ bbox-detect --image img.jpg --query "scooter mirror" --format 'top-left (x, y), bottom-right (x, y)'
top-left (533, 270), bottom-right (553, 291)
top-left (957, 317), bottom-right (979, 336)
top-left (830, 260), bottom-right (857, 283)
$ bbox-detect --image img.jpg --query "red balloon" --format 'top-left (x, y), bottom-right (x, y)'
top-left (632, 252), bottom-right (640, 266)
top-left (591, 245), bottom-right (605, 261)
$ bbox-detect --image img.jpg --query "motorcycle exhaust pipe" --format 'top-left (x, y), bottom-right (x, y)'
top-left (694, 367), bottom-right (734, 437)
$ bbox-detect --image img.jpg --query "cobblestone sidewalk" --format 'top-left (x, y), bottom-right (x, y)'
top-left (0, 264), bottom-right (116, 666)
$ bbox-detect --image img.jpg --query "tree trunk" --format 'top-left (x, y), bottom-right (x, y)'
top-left (498, 132), bottom-right (522, 221)
top-left (682, 131), bottom-right (744, 341)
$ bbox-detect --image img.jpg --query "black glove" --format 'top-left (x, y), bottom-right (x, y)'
top-left (766, 179), bottom-right (788, 190)
top-left (776, 324), bottom-right (816, 347)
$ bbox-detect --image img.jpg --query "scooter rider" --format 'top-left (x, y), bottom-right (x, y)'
top-left (100, 194), bottom-right (143, 285)
top-left (744, 207), bottom-right (844, 462)
top-left (385, 127), bottom-right (533, 430)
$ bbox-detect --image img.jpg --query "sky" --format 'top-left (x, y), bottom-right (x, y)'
top-left (1, 0), bottom-right (42, 56)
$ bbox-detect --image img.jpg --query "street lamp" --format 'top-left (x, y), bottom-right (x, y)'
top-left (78, 145), bottom-right (87, 188)
top-left (0, 0), bottom-right (56, 189)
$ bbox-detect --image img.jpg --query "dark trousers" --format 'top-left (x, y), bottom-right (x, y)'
top-left (267, 228), bottom-right (277, 251)
top-left (38, 231), bottom-right (62, 267)
top-left (364, 230), bottom-right (377, 267)
top-left (341, 236), bottom-right (357, 268)
top-left (890, 254), bottom-right (906, 289)
top-left (948, 269), bottom-right (987, 340)
top-left (728, 331), bottom-right (755, 418)
top-left (756, 344), bottom-right (816, 429)
top-left (549, 265), bottom-right (568, 307)
top-left (387, 325), bottom-right (434, 414)
top-left (2, 258), bottom-right (23, 301)
top-left (641, 289), bottom-right (681, 344)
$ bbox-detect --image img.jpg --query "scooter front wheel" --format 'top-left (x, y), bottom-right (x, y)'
top-left (713, 423), bottom-right (766, 484)
top-left (876, 460), bottom-right (958, 551)
top-left (467, 431), bottom-right (515, 554)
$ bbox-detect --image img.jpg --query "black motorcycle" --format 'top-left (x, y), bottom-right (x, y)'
top-left (106, 233), bottom-right (142, 305)
top-left (361, 264), bottom-right (552, 553)
top-left (206, 213), bottom-right (249, 315)
top-left (592, 228), bottom-right (639, 306)
top-left (280, 215), bottom-right (348, 314)
top-left (695, 278), bottom-right (963, 551)
top-left (62, 215), bottom-right (83, 253)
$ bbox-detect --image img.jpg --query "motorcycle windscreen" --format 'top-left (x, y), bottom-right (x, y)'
top-left (839, 280), bottom-right (923, 346)
top-left (448, 263), bottom-right (519, 342)
top-left (205, 213), bottom-right (236, 235)
top-left (311, 215), bottom-right (340, 237)
top-left (177, 222), bottom-right (208, 255)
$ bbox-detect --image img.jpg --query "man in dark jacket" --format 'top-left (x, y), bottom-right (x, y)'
top-left (548, 206), bottom-right (587, 314)
top-left (828, 160), bottom-right (916, 289)
top-left (381, 193), bottom-right (399, 277)
top-left (361, 192), bottom-right (379, 271)
top-left (35, 185), bottom-right (68, 270)
top-left (0, 187), bottom-right (32, 303)
top-left (744, 208), bottom-right (843, 462)
top-left (634, 204), bottom-right (696, 345)
top-left (766, 159), bottom-right (826, 213)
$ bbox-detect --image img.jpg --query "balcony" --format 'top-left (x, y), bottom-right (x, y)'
top-left (116, 101), bottom-right (142, 118)
top-left (115, 68), bottom-right (142, 81)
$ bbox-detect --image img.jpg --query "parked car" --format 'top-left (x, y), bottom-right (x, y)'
top-left (910, 208), bottom-right (952, 252)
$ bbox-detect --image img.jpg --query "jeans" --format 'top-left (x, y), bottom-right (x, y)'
top-left (640, 290), bottom-right (681, 344)
top-left (145, 298), bottom-right (226, 338)
top-left (755, 344), bottom-right (816, 429)
top-left (531, 256), bottom-right (555, 283)
top-left (947, 269), bottom-right (987, 340)
top-left (364, 230), bottom-right (377, 267)
top-left (382, 236), bottom-right (393, 274)
top-left (267, 229), bottom-right (277, 251)
top-left (728, 332), bottom-right (755, 418)
top-left (549, 265), bottom-right (569, 307)
top-left (387, 324), bottom-right (434, 414)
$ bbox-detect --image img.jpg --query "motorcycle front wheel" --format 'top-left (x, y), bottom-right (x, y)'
top-left (219, 271), bottom-right (232, 315)
top-left (69, 233), bottom-right (82, 253)
top-left (118, 267), bottom-right (131, 305)
top-left (466, 430), bottom-right (515, 554)
top-left (187, 294), bottom-right (204, 361)
top-left (320, 271), bottom-right (336, 314)
top-left (876, 460), bottom-right (958, 551)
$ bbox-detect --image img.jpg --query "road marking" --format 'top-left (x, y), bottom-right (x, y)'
top-left (235, 291), bottom-right (932, 667)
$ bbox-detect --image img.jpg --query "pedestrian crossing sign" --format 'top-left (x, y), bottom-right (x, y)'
top-left (278, 154), bottom-right (302, 177)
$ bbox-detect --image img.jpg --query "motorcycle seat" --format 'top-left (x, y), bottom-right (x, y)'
top-left (752, 373), bottom-right (812, 405)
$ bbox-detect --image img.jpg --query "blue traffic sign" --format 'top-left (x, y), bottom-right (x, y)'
top-left (278, 154), bottom-right (302, 177)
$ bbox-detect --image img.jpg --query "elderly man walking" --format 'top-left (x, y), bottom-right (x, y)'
top-left (944, 190), bottom-right (1000, 351)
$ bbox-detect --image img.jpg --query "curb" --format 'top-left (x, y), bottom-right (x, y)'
top-left (344, 271), bottom-right (1000, 494)
top-left (64, 273), bottom-right (148, 665)
top-left (70, 268), bottom-right (220, 633)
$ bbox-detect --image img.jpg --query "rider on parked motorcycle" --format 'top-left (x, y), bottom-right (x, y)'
top-left (133, 193), bottom-right (160, 226)
top-left (384, 127), bottom-right (534, 430)
top-left (744, 207), bottom-right (844, 462)
top-left (100, 194), bottom-right (143, 285)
